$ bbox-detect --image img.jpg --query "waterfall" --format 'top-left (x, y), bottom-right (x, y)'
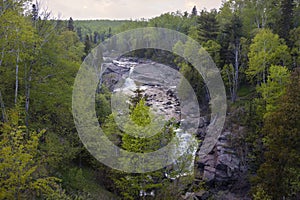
top-left (164, 128), bottom-right (198, 180)
top-left (113, 61), bottom-right (137, 93)
top-left (110, 58), bottom-right (198, 180)
top-left (122, 65), bottom-right (137, 91)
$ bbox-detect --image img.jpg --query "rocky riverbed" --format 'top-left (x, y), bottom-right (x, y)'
top-left (100, 57), bottom-right (250, 199)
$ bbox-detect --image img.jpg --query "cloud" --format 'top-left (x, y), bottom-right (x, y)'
top-left (41, 0), bottom-right (222, 20)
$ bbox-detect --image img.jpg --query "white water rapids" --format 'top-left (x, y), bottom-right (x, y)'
top-left (110, 59), bottom-right (198, 180)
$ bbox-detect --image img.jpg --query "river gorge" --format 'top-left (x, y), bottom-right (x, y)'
top-left (98, 57), bottom-right (250, 199)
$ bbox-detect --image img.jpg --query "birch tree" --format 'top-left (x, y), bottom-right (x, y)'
top-left (246, 29), bottom-right (291, 84)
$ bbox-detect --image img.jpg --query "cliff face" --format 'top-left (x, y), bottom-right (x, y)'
top-left (195, 128), bottom-right (251, 199)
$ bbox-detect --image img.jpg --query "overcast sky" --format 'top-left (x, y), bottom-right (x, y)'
top-left (41, 0), bottom-right (223, 20)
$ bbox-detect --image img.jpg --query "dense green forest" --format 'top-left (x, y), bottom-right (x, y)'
top-left (0, 0), bottom-right (300, 199)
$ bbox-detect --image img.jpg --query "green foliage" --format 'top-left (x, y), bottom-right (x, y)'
top-left (104, 99), bottom-right (175, 199)
top-left (148, 11), bottom-right (195, 35)
top-left (222, 64), bottom-right (235, 93)
top-left (67, 17), bottom-right (74, 31)
top-left (40, 131), bottom-right (79, 171)
top-left (275, 0), bottom-right (294, 43)
top-left (96, 86), bottom-right (112, 124)
top-left (55, 166), bottom-right (117, 200)
top-left (122, 98), bottom-right (173, 153)
top-left (129, 98), bottom-right (151, 127)
top-left (0, 8), bottom-right (38, 106)
top-left (216, 0), bottom-right (234, 31)
top-left (174, 38), bottom-right (206, 105)
top-left (254, 68), bottom-right (300, 199)
top-left (102, 113), bottom-right (122, 146)
top-left (253, 187), bottom-right (272, 200)
top-left (74, 20), bottom-right (128, 40)
top-left (196, 9), bottom-right (219, 43)
top-left (178, 62), bottom-right (206, 105)
top-left (290, 27), bottom-right (300, 68)
top-left (202, 40), bottom-right (221, 67)
top-left (129, 88), bottom-right (145, 108)
top-left (256, 65), bottom-right (290, 118)
top-left (83, 34), bottom-right (92, 58)
top-left (240, 0), bottom-right (280, 35)
top-left (247, 29), bottom-right (291, 84)
top-left (0, 108), bottom-right (61, 199)
top-left (1, 1), bottom-right (300, 199)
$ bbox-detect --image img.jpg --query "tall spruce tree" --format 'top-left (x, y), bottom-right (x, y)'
top-left (191, 6), bottom-right (198, 17)
top-left (83, 34), bottom-right (92, 60)
top-left (276, 0), bottom-right (294, 45)
top-left (197, 9), bottom-right (219, 43)
top-left (67, 17), bottom-right (74, 31)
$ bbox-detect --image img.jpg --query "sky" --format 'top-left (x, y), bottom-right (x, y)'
top-left (40, 0), bottom-right (223, 20)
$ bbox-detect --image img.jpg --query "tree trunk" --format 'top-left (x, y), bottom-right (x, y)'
top-left (0, 42), bottom-right (5, 67)
top-left (225, 67), bottom-right (233, 101)
top-left (233, 42), bottom-right (240, 102)
top-left (14, 48), bottom-right (20, 105)
top-left (0, 91), bottom-right (6, 122)
top-left (25, 63), bottom-right (32, 128)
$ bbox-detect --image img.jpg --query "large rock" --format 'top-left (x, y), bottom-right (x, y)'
top-left (203, 166), bottom-right (216, 182)
top-left (197, 131), bottom-right (241, 185)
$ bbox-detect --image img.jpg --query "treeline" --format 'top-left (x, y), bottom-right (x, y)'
top-left (73, 19), bottom-right (129, 43)
top-left (0, 0), bottom-right (300, 199)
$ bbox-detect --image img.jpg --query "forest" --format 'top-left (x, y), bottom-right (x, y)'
top-left (0, 0), bottom-right (300, 199)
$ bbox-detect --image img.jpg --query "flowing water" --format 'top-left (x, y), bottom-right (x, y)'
top-left (108, 58), bottom-right (198, 179)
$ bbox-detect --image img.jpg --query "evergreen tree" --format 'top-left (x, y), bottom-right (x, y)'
top-left (106, 98), bottom-right (174, 200)
top-left (32, 3), bottom-right (38, 21)
top-left (93, 31), bottom-right (99, 44)
top-left (83, 34), bottom-right (92, 59)
top-left (191, 6), bottom-right (197, 17)
top-left (67, 17), bottom-right (74, 31)
top-left (197, 9), bottom-right (219, 43)
top-left (254, 68), bottom-right (300, 199)
top-left (76, 27), bottom-right (83, 41)
top-left (108, 27), bottom-right (112, 38)
top-left (290, 27), bottom-right (300, 68)
top-left (276, 0), bottom-right (294, 45)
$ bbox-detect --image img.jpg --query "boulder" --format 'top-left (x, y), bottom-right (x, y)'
top-left (197, 131), bottom-right (242, 186)
top-left (203, 166), bottom-right (216, 182)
